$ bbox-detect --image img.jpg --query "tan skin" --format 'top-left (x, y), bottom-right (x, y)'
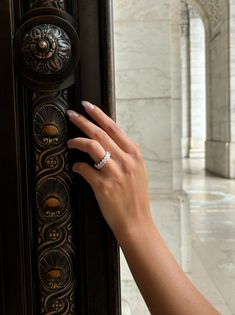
top-left (67, 101), bottom-right (220, 315)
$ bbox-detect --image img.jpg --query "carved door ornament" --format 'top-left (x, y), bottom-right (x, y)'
top-left (14, 7), bottom-right (80, 90)
top-left (1, 0), bottom-right (120, 314)
top-left (14, 2), bottom-right (79, 314)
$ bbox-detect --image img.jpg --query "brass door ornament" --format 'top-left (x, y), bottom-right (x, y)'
top-left (1, 0), bottom-right (120, 314)
top-left (14, 7), bottom-right (80, 90)
top-left (14, 1), bottom-right (79, 313)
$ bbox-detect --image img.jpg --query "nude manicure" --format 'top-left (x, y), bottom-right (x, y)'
top-left (67, 110), bottom-right (79, 119)
top-left (81, 100), bottom-right (94, 110)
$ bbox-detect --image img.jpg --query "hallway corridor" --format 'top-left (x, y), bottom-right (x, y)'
top-left (183, 159), bottom-right (235, 315)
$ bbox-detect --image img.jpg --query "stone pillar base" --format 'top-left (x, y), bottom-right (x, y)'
top-left (205, 140), bottom-right (235, 178)
top-left (182, 136), bottom-right (190, 158)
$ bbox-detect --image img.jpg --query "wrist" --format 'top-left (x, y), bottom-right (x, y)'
top-left (114, 213), bottom-right (157, 248)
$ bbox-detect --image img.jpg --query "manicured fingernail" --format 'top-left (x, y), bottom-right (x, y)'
top-left (67, 110), bottom-right (79, 119)
top-left (72, 163), bottom-right (79, 172)
top-left (81, 100), bottom-right (94, 110)
top-left (67, 140), bottom-right (72, 147)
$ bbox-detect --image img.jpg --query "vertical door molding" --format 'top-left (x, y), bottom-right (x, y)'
top-left (0, 0), bottom-right (121, 314)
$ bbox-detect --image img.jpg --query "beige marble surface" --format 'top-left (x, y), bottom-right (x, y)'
top-left (183, 158), bottom-right (235, 315)
top-left (113, 0), bottom-right (235, 313)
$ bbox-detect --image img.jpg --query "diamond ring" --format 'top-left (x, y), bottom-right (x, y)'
top-left (94, 151), bottom-right (111, 170)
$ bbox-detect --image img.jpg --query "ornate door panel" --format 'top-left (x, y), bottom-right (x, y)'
top-left (0, 1), bottom-right (120, 314)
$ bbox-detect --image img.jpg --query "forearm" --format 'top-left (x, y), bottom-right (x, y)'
top-left (117, 217), bottom-right (220, 315)
top-left (68, 103), bottom-right (220, 315)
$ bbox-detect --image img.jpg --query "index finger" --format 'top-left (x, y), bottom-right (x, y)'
top-left (81, 101), bottom-right (136, 153)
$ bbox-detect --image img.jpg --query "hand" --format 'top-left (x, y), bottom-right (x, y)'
top-left (67, 102), bottom-right (220, 315)
top-left (67, 101), bottom-right (152, 242)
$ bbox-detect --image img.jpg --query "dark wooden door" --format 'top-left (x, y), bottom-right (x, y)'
top-left (0, 1), bottom-right (121, 314)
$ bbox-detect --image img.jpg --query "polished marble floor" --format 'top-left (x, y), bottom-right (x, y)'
top-left (183, 158), bottom-right (235, 315)
top-left (121, 158), bottom-right (235, 315)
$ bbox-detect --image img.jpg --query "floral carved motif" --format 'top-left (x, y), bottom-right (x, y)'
top-left (20, 0), bottom-right (79, 313)
top-left (200, 0), bottom-right (221, 28)
top-left (32, 90), bottom-right (76, 314)
top-left (22, 24), bottom-right (71, 74)
top-left (35, 0), bottom-right (65, 9)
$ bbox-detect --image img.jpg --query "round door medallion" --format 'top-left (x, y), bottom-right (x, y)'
top-left (14, 8), bottom-right (80, 90)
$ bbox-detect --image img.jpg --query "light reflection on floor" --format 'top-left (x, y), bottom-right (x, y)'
top-left (183, 158), bottom-right (235, 315)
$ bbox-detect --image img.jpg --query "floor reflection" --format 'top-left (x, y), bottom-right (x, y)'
top-left (183, 158), bottom-right (235, 315)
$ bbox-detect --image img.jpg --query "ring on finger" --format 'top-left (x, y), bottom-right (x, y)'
top-left (94, 151), bottom-right (111, 170)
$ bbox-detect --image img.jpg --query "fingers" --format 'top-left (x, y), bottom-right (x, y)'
top-left (81, 101), bottom-right (136, 153)
top-left (73, 162), bottom-right (101, 187)
top-left (68, 101), bottom-right (134, 153)
top-left (67, 137), bottom-right (112, 168)
top-left (67, 110), bottom-right (122, 157)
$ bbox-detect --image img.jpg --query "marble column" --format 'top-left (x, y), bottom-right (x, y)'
top-left (189, 8), bottom-right (206, 158)
top-left (229, 0), bottom-right (235, 177)
top-left (181, 1), bottom-right (191, 158)
top-left (204, 0), bottom-right (231, 177)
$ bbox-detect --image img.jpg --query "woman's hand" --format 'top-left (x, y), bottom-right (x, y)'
top-left (67, 101), bottom-right (220, 315)
top-left (67, 101), bottom-right (153, 242)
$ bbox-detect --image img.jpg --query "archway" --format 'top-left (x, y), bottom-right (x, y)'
top-left (181, 2), bottom-right (206, 160)
top-left (182, 0), bottom-right (231, 178)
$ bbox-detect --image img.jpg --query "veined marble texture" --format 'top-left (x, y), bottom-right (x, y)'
top-left (205, 140), bottom-right (230, 177)
top-left (114, 21), bottom-right (171, 71)
top-left (117, 98), bottom-right (174, 191)
top-left (230, 2), bottom-right (235, 142)
top-left (115, 68), bottom-right (171, 100)
top-left (209, 28), bottom-right (230, 142)
top-left (114, 1), bottom-right (189, 314)
top-left (114, 21), bottom-right (171, 99)
top-left (113, 0), bottom-right (170, 22)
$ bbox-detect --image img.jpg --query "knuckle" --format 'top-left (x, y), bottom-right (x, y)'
top-left (93, 128), bottom-right (107, 141)
top-left (107, 121), bottom-right (122, 135)
top-left (77, 164), bottom-right (85, 173)
top-left (120, 149), bottom-right (143, 175)
top-left (120, 155), bottom-right (134, 174)
top-left (131, 143), bottom-right (142, 159)
top-left (93, 178), bottom-right (103, 190)
top-left (73, 162), bottom-right (84, 173)
top-left (87, 140), bottom-right (99, 152)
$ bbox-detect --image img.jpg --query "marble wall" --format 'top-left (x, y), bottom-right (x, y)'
top-left (181, 1), bottom-right (191, 158)
top-left (113, 0), bottom-right (191, 314)
top-left (229, 0), bottom-right (235, 176)
top-left (204, 0), bottom-right (232, 177)
top-left (112, 0), bottom-right (235, 313)
top-left (184, 0), bottom-right (234, 178)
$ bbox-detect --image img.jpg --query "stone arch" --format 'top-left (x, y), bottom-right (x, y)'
top-left (182, 0), bottom-right (231, 177)
top-left (184, 0), bottom-right (210, 32)
top-left (185, 0), bottom-right (228, 37)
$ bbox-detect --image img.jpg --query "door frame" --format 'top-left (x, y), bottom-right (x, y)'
top-left (0, 1), bottom-right (121, 314)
